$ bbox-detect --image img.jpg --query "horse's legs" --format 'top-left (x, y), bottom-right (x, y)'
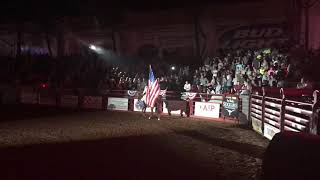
top-left (149, 107), bottom-right (154, 119)
top-left (142, 107), bottom-right (147, 118)
top-left (156, 106), bottom-right (161, 120)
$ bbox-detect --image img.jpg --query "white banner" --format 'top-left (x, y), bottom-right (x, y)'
top-left (252, 117), bottom-right (263, 134)
top-left (133, 99), bottom-right (152, 112)
top-left (264, 123), bottom-right (280, 140)
top-left (194, 102), bottom-right (220, 118)
top-left (61, 95), bottom-right (78, 108)
top-left (108, 97), bottom-right (128, 111)
top-left (83, 96), bottom-right (103, 109)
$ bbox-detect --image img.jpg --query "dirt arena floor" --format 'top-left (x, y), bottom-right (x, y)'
top-left (0, 105), bottom-right (269, 180)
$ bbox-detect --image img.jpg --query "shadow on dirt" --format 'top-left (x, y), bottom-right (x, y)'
top-left (174, 130), bottom-right (265, 159)
top-left (0, 135), bottom-right (224, 180)
top-left (0, 105), bottom-right (98, 122)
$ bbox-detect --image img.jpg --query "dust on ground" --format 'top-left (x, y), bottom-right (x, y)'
top-left (0, 106), bottom-right (269, 180)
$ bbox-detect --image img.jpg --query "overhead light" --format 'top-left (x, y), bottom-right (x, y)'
top-left (90, 45), bottom-right (97, 50)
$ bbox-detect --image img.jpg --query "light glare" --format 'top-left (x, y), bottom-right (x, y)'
top-left (90, 45), bottom-right (97, 50)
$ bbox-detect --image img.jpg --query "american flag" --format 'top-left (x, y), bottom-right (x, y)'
top-left (146, 65), bottom-right (160, 107)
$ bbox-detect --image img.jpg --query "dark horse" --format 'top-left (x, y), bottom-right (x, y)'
top-left (160, 91), bottom-right (190, 117)
top-left (164, 99), bottom-right (190, 117)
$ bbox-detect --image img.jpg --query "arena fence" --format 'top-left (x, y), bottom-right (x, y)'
top-left (250, 87), bottom-right (319, 139)
top-left (0, 86), bottom-right (241, 122)
top-left (1, 86), bottom-right (318, 139)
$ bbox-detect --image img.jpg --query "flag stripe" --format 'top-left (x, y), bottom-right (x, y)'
top-left (146, 66), bottom-right (160, 107)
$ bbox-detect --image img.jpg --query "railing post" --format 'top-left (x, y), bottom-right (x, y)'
top-left (261, 87), bottom-right (266, 134)
top-left (279, 88), bottom-right (286, 132)
top-left (129, 96), bottom-right (134, 111)
top-left (310, 90), bottom-right (320, 135)
top-left (189, 100), bottom-right (194, 116)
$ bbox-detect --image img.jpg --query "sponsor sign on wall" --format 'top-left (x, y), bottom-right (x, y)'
top-left (83, 96), bottom-right (103, 109)
top-left (264, 123), bottom-right (280, 140)
top-left (194, 102), bottom-right (220, 118)
top-left (61, 95), bottom-right (78, 108)
top-left (252, 117), bottom-right (263, 134)
top-left (222, 96), bottom-right (239, 118)
top-left (218, 24), bottom-right (288, 49)
top-left (108, 97), bottom-right (128, 111)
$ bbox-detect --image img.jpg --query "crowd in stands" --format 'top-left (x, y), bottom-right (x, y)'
top-left (0, 47), bottom-right (318, 95)
top-left (100, 47), bottom-right (315, 95)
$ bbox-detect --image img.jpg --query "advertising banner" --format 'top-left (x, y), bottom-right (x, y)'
top-left (194, 102), bottom-right (220, 118)
top-left (217, 24), bottom-right (288, 49)
top-left (252, 117), bottom-right (263, 134)
top-left (222, 96), bottom-right (239, 118)
top-left (264, 123), bottom-right (280, 140)
top-left (108, 97), bottom-right (129, 111)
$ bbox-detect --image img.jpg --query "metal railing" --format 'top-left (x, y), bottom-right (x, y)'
top-left (250, 87), bottom-right (319, 139)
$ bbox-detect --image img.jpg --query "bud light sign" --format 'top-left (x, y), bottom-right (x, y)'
top-left (218, 24), bottom-right (288, 49)
top-left (194, 102), bottom-right (220, 118)
top-left (222, 96), bottom-right (239, 118)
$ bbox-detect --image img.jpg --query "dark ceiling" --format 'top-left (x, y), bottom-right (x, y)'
top-left (0, 0), bottom-right (262, 22)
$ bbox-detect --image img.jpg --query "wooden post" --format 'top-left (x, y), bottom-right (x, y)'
top-left (279, 88), bottom-right (286, 132)
top-left (310, 90), bottom-right (320, 135)
top-left (261, 87), bottom-right (266, 134)
top-left (189, 100), bottom-right (194, 116)
top-left (248, 93), bottom-right (252, 127)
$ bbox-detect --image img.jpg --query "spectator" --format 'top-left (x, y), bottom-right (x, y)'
top-left (200, 74), bottom-right (209, 92)
top-left (184, 81), bottom-right (191, 92)
top-left (215, 81), bottom-right (222, 94)
top-left (297, 78), bottom-right (306, 89)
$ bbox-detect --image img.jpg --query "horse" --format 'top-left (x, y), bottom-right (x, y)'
top-left (164, 100), bottom-right (190, 117)
top-left (163, 92), bottom-right (190, 117)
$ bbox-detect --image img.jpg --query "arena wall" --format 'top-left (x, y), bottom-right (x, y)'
top-left (0, 0), bottom-right (294, 58)
top-left (308, 1), bottom-right (320, 50)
